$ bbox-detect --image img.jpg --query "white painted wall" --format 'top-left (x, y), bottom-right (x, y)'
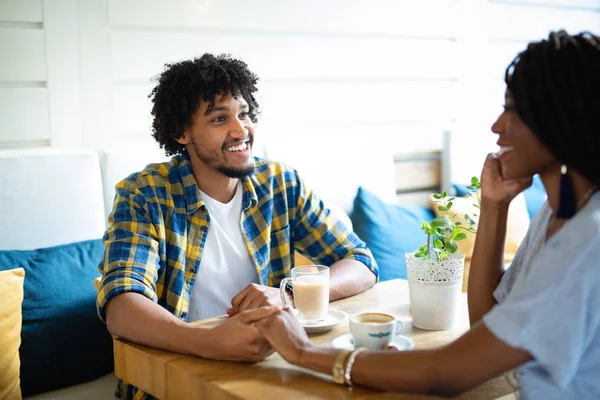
top-left (1, 0), bottom-right (599, 182)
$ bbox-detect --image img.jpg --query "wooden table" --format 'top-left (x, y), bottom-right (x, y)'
top-left (113, 279), bottom-right (515, 399)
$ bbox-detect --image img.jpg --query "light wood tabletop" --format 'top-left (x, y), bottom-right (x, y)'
top-left (113, 279), bottom-right (515, 399)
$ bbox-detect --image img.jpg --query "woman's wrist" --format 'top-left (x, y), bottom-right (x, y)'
top-left (480, 197), bottom-right (511, 213)
top-left (295, 343), bottom-right (319, 367)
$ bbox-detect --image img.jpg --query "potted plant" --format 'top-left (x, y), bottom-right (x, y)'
top-left (405, 177), bottom-right (481, 330)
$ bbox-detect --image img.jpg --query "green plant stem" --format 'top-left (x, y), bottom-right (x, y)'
top-left (427, 233), bottom-right (431, 260)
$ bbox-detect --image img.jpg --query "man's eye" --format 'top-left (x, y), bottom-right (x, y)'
top-left (213, 116), bottom-right (225, 122)
top-left (239, 112), bottom-right (249, 119)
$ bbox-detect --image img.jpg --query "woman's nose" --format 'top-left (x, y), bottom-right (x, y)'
top-left (491, 113), bottom-right (504, 135)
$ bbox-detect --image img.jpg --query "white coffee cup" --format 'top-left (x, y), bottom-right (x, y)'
top-left (280, 266), bottom-right (329, 323)
top-left (349, 312), bottom-right (405, 350)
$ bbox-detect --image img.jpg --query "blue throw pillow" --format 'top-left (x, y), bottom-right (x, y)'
top-left (453, 175), bottom-right (547, 220)
top-left (0, 239), bottom-right (113, 396)
top-left (350, 187), bottom-right (435, 281)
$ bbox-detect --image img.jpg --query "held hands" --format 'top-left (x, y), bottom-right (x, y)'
top-left (202, 307), bottom-right (281, 362)
top-left (255, 307), bottom-right (314, 365)
top-left (481, 153), bottom-right (532, 205)
top-left (227, 283), bottom-right (282, 316)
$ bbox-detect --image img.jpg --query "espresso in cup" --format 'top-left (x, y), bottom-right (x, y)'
top-left (349, 312), bottom-right (405, 350)
top-left (280, 266), bottom-right (329, 323)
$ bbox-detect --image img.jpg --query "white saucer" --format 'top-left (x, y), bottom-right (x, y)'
top-left (331, 333), bottom-right (415, 351)
top-left (301, 309), bottom-right (348, 333)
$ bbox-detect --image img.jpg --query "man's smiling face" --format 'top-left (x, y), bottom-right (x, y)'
top-left (179, 93), bottom-right (255, 178)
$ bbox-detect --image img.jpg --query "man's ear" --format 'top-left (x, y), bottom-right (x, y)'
top-left (175, 129), bottom-right (191, 145)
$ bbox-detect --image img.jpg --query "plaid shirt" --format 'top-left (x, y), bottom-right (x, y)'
top-left (96, 150), bottom-right (377, 400)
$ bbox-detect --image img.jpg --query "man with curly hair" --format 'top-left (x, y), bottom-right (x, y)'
top-left (96, 54), bottom-right (377, 399)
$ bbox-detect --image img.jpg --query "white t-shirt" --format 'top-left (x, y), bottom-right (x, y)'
top-left (187, 182), bottom-right (259, 321)
top-left (484, 193), bottom-right (600, 399)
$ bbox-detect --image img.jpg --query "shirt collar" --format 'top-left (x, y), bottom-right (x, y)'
top-left (178, 151), bottom-right (204, 215)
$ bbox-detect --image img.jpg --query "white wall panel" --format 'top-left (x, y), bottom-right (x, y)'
top-left (108, 0), bottom-right (459, 38)
top-left (0, 28), bottom-right (46, 81)
top-left (110, 32), bottom-right (458, 82)
top-left (483, 41), bottom-right (529, 79)
top-left (0, 88), bottom-right (50, 142)
top-left (0, 0), bottom-right (42, 22)
top-left (258, 81), bottom-right (456, 126)
top-left (43, 0), bottom-right (82, 147)
top-left (112, 84), bottom-right (153, 136)
top-left (77, 0), bottom-right (114, 149)
top-left (490, 0), bottom-right (600, 9)
top-left (486, 3), bottom-right (600, 40)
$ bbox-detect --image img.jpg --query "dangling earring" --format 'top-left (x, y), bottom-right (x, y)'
top-left (556, 165), bottom-right (576, 219)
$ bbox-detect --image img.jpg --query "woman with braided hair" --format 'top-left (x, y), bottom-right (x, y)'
top-left (250, 31), bottom-right (600, 398)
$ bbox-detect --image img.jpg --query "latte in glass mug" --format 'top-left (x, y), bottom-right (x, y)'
top-left (280, 266), bottom-right (329, 323)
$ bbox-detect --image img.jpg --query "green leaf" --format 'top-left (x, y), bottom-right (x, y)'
top-left (445, 239), bottom-right (458, 253)
top-left (447, 197), bottom-right (456, 202)
top-left (446, 201), bottom-right (453, 210)
top-left (454, 232), bottom-right (468, 241)
top-left (471, 176), bottom-right (480, 186)
top-left (455, 221), bottom-right (462, 226)
top-left (433, 193), bottom-right (443, 199)
top-left (474, 204), bottom-right (481, 209)
top-left (434, 238), bottom-right (443, 249)
top-left (439, 251), bottom-right (448, 260)
top-left (431, 216), bottom-right (453, 230)
top-left (437, 206), bottom-right (447, 212)
top-left (465, 214), bottom-right (476, 225)
top-left (421, 221), bottom-right (432, 234)
top-left (440, 190), bottom-right (447, 197)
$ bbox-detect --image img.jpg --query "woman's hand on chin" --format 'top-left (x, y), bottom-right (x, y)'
top-left (481, 153), bottom-right (532, 205)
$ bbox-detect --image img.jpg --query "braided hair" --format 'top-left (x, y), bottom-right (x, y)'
top-left (505, 30), bottom-right (600, 187)
top-left (149, 54), bottom-right (260, 156)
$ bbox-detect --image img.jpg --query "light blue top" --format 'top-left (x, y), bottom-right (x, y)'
top-left (483, 193), bottom-right (600, 399)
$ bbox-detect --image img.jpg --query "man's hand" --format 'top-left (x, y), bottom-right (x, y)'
top-left (200, 307), bottom-right (280, 362)
top-left (227, 283), bottom-right (282, 316)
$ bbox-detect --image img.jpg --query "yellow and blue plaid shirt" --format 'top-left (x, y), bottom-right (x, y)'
top-left (97, 150), bottom-right (377, 399)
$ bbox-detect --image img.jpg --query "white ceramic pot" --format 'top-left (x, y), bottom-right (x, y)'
top-left (405, 251), bottom-right (465, 330)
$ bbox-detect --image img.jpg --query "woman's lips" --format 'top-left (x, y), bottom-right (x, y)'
top-left (495, 146), bottom-right (514, 158)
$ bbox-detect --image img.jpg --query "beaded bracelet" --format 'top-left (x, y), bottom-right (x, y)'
top-left (344, 348), bottom-right (367, 387)
top-left (332, 349), bottom-right (352, 385)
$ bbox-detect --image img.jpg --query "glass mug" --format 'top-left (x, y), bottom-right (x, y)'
top-left (279, 265), bottom-right (329, 323)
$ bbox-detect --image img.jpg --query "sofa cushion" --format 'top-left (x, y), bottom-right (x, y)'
top-left (0, 240), bottom-right (113, 396)
top-left (0, 148), bottom-right (105, 250)
top-left (0, 267), bottom-right (24, 400)
top-left (350, 187), bottom-right (435, 281)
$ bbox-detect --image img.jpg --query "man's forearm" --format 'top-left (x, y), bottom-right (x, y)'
top-left (329, 259), bottom-right (376, 301)
top-left (467, 199), bottom-right (509, 324)
top-left (105, 292), bottom-right (211, 357)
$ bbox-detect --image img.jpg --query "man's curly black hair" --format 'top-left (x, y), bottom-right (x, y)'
top-left (149, 53), bottom-right (260, 156)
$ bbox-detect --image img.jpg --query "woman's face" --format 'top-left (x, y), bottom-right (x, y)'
top-left (491, 91), bottom-right (559, 180)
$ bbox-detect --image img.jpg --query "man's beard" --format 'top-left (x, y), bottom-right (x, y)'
top-left (191, 138), bottom-right (254, 179)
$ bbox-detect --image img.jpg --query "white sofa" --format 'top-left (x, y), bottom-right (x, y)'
top-left (0, 139), bottom-right (397, 399)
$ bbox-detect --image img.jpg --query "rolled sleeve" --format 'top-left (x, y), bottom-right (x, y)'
top-left (293, 174), bottom-right (378, 280)
top-left (96, 180), bottom-right (161, 323)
